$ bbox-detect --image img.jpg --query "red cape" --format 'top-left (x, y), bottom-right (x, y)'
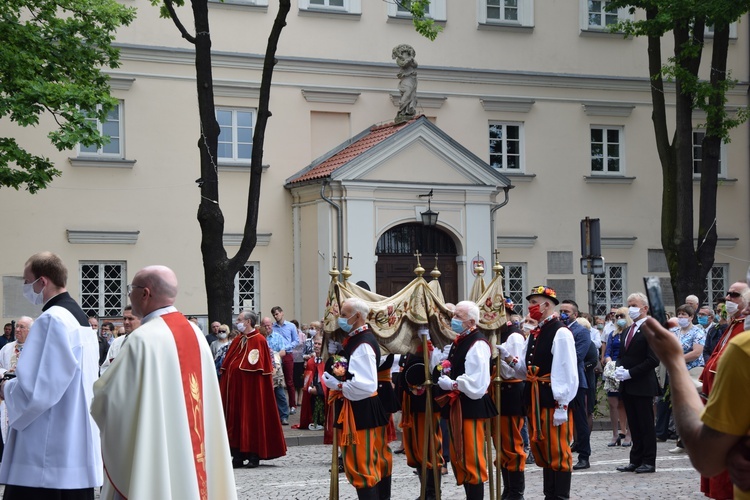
top-left (299, 357), bottom-right (328, 430)
top-left (219, 330), bottom-right (287, 459)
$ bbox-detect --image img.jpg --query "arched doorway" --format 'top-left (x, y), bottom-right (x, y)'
top-left (375, 223), bottom-right (459, 304)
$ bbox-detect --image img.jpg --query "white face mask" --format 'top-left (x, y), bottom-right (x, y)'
top-left (235, 321), bottom-right (246, 333)
top-left (725, 301), bottom-right (739, 316)
top-left (522, 322), bottom-right (535, 332)
top-left (677, 317), bottom-right (691, 329)
top-left (218, 332), bottom-right (228, 340)
top-left (22, 278), bottom-right (44, 306)
top-left (628, 306), bottom-right (642, 320)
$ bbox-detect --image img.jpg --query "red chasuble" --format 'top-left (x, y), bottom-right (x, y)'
top-left (219, 330), bottom-right (287, 460)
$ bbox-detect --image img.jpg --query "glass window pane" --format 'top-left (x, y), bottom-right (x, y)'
top-left (507, 126), bottom-right (519, 139)
top-left (506, 141), bottom-right (519, 155)
top-left (607, 144), bottom-right (619, 157)
top-left (592, 158), bottom-right (603, 171)
top-left (103, 138), bottom-right (119, 154)
top-left (607, 158), bottom-right (620, 172)
top-left (506, 156), bottom-right (518, 169)
top-left (237, 112), bottom-right (252, 127)
top-left (505, 8), bottom-right (517, 21)
top-left (238, 144), bottom-right (252, 159)
top-left (217, 110), bottom-right (232, 126)
top-left (591, 144), bottom-right (603, 157)
top-left (487, 6), bottom-right (500, 19)
top-left (237, 128), bottom-right (252, 143)
top-left (591, 129), bottom-right (603, 142)
top-left (330, 0), bottom-right (344, 6)
top-left (489, 124), bottom-right (503, 140)
top-left (218, 143), bottom-right (232, 158)
top-left (606, 129), bottom-right (619, 143)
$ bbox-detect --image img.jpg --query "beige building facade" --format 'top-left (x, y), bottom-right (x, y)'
top-left (1, 0), bottom-right (748, 326)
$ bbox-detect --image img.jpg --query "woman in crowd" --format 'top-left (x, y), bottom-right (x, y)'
top-left (602, 307), bottom-right (631, 447)
top-left (210, 324), bottom-right (231, 358)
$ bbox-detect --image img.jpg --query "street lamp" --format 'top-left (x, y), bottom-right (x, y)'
top-left (419, 189), bottom-right (438, 227)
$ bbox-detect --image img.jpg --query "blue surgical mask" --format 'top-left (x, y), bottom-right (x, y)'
top-left (451, 318), bottom-right (465, 334)
top-left (616, 319), bottom-right (627, 329)
top-left (338, 316), bottom-right (353, 333)
top-left (560, 312), bottom-right (571, 325)
top-left (698, 316), bottom-right (709, 326)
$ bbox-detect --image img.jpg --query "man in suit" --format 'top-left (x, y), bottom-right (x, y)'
top-left (614, 292), bottom-right (660, 474)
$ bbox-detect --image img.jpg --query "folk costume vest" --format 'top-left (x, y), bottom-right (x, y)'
top-left (377, 353), bottom-right (400, 414)
top-left (523, 318), bottom-right (565, 409)
top-left (333, 327), bottom-right (389, 430)
top-left (444, 329), bottom-right (498, 420)
top-left (498, 327), bottom-right (525, 416)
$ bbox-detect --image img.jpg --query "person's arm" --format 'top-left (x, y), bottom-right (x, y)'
top-left (455, 341), bottom-right (491, 399)
top-left (341, 343), bottom-right (378, 401)
top-left (684, 343), bottom-right (703, 363)
top-left (286, 323), bottom-right (299, 349)
top-left (550, 327), bottom-right (579, 407)
top-left (640, 317), bottom-right (745, 477)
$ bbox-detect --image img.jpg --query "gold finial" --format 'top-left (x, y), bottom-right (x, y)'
top-left (492, 248), bottom-right (503, 276)
top-left (341, 252), bottom-right (353, 282)
top-left (473, 252), bottom-right (484, 276)
top-left (430, 254), bottom-right (441, 279)
top-left (329, 252), bottom-right (340, 282)
top-left (413, 250), bottom-right (425, 277)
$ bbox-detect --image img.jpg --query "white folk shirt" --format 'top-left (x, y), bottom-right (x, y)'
top-left (0, 304), bottom-right (102, 489)
top-left (454, 338), bottom-right (492, 399)
top-left (508, 322), bottom-right (579, 407)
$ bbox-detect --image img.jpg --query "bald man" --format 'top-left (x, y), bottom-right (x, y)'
top-left (91, 265), bottom-right (237, 499)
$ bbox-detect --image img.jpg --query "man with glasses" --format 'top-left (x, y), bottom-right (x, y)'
top-left (0, 252), bottom-right (101, 500)
top-left (92, 265), bottom-right (237, 498)
top-left (99, 305), bottom-right (141, 375)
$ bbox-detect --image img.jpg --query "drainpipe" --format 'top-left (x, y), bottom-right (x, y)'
top-left (321, 179), bottom-right (343, 271)
top-left (489, 185), bottom-right (513, 261)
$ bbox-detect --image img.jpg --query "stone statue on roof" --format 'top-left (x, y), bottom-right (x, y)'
top-left (392, 44), bottom-right (418, 124)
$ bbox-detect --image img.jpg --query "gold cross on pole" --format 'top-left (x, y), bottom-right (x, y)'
top-left (413, 250), bottom-right (422, 268)
top-left (343, 252), bottom-right (353, 268)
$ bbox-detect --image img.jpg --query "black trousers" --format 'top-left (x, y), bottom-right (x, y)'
top-left (572, 387), bottom-right (591, 460)
top-left (3, 486), bottom-right (94, 500)
top-left (621, 392), bottom-right (657, 467)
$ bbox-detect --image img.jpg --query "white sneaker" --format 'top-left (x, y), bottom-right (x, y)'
top-left (290, 407), bottom-right (296, 415)
top-left (308, 423), bottom-right (324, 431)
top-left (668, 446), bottom-right (685, 454)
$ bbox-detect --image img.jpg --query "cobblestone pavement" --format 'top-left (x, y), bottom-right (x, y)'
top-left (234, 428), bottom-right (706, 500)
top-left (0, 417), bottom-right (707, 499)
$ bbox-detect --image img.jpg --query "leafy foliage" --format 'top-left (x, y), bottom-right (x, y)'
top-left (0, 0), bottom-right (136, 193)
top-left (391, 0), bottom-right (443, 41)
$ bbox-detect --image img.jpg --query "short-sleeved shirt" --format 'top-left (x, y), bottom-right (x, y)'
top-left (701, 331), bottom-right (750, 500)
top-left (670, 325), bottom-right (706, 370)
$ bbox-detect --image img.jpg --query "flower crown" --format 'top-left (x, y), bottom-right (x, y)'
top-left (528, 285), bottom-right (557, 299)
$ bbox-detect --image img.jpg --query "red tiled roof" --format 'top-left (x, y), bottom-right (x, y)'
top-left (288, 116), bottom-right (420, 184)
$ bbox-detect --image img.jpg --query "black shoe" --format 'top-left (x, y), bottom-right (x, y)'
top-left (656, 435), bottom-right (668, 442)
top-left (573, 459), bottom-right (590, 470)
top-left (570, 441), bottom-right (578, 453)
top-left (635, 464), bottom-right (656, 474)
top-left (232, 458), bottom-right (246, 469)
top-left (393, 447), bottom-right (405, 454)
top-left (616, 463), bottom-right (638, 472)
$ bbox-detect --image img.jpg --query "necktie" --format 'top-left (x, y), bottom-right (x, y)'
top-left (625, 323), bottom-right (637, 350)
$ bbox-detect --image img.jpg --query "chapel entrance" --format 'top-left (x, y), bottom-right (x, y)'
top-left (375, 223), bottom-right (458, 304)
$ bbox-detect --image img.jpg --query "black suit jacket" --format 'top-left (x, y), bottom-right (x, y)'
top-left (615, 321), bottom-right (660, 397)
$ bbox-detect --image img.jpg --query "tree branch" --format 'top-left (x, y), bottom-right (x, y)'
top-left (163, 0), bottom-right (196, 44)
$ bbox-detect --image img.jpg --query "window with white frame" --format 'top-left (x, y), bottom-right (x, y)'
top-left (706, 22), bottom-right (738, 39)
top-left (388, 0), bottom-right (446, 21)
top-left (217, 108), bottom-right (255, 163)
top-left (590, 126), bottom-right (623, 174)
top-left (501, 263), bottom-right (526, 315)
top-left (692, 130), bottom-right (727, 177)
top-left (703, 264), bottom-right (728, 310)
top-left (299, 0), bottom-right (360, 13)
top-left (581, 0), bottom-right (632, 30)
top-left (78, 102), bottom-right (123, 157)
top-left (593, 264), bottom-right (625, 316)
top-left (80, 261), bottom-right (126, 317)
top-left (480, 0), bottom-right (534, 27)
top-left (233, 263), bottom-right (259, 314)
top-left (489, 122), bottom-right (523, 171)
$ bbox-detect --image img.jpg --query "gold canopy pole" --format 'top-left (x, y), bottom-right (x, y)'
top-left (328, 259), bottom-right (340, 500)
top-left (493, 252), bottom-right (503, 500)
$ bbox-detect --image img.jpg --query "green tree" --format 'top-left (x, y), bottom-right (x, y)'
top-left (153, 0), bottom-right (438, 325)
top-left (0, 0), bottom-right (136, 193)
top-left (609, 1), bottom-right (749, 305)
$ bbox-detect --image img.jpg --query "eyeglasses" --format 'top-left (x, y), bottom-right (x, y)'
top-left (727, 291), bottom-right (742, 298)
top-left (615, 314), bottom-right (626, 319)
top-left (127, 284), bottom-right (145, 295)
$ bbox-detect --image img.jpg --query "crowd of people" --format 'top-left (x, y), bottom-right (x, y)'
top-left (1, 251), bottom-right (749, 500)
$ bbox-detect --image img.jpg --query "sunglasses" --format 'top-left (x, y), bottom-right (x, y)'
top-left (615, 314), bottom-right (626, 319)
top-left (727, 291), bottom-right (742, 298)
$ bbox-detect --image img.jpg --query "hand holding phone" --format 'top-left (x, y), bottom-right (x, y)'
top-left (643, 276), bottom-right (668, 326)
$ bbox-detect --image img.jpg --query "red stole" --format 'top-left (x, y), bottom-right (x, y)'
top-left (163, 312), bottom-right (207, 500)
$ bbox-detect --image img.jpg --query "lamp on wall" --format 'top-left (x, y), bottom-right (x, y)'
top-left (419, 189), bottom-right (438, 227)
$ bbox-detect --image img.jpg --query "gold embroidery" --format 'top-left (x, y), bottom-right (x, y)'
top-left (189, 373), bottom-right (208, 499)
